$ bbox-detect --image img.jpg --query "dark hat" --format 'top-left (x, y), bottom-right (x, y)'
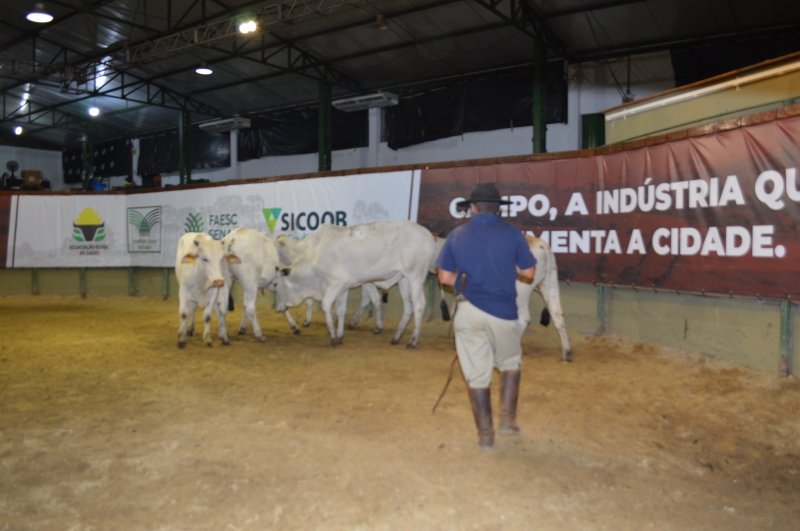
top-left (456, 182), bottom-right (511, 210)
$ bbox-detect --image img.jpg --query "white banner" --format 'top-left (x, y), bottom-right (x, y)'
top-left (8, 171), bottom-right (416, 268)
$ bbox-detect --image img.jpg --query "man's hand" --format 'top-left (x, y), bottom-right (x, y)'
top-left (438, 269), bottom-right (458, 287)
top-left (517, 266), bottom-right (535, 285)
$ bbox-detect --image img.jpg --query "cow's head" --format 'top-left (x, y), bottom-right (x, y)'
top-left (273, 266), bottom-right (296, 312)
top-left (182, 237), bottom-right (227, 290)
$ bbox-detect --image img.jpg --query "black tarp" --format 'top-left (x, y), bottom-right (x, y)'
top-left (237, 107), bottom-right (368, 162)
top-left (386, 64), bottom-right (567, 150)
top-left (137, 126), bottom-right (231, 176)
top-left (93, 138), bottom-right (133, 178)
top-left (671, 34), bottom-right (800, 88)
top-left (62, 146), bottom-right (83, 184)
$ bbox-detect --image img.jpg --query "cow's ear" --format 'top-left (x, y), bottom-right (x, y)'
top-left (225, 254), bottom-right (241, 264)
top-left (280, 267), bottom-right (291, 276)
top-left (193, 239), bottom-right (200, 247)
top-left (182, 254), bottom-right (198, 264)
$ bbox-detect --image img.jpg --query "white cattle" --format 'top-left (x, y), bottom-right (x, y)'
top-left (275, 233), bottom-right (385, 334)
top-left (275, 221), bottom-right (436, 347)
top-left (516, 235), bottom-right (572, 362)
top-left (221, 227), bottom-right (280, 342)
top-left (175, 232), bottom-right (231, 348)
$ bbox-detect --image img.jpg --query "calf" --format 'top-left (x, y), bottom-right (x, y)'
top-left (515, 236), bottom-right (572, 362)
top-left (175, 232), bottom-right (231, 348)
top-left (221, 227), bottom-right (280, 342)
top-left (275, 221), bottom-right (436, 347)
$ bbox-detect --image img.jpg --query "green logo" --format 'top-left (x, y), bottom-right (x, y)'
top-left (263, 208), bottom-right (282, 233)
top-left (128, 207), bottom-right (161, 237)
top-left (185, 213), bottom-right (204, 233)
top-left (73, 207), bottom-right (105, 242)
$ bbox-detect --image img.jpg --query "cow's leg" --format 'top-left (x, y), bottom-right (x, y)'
top-left (349, 284), bottom-right (378, 331)
top-left (303, 298), bottom-right (313, 327)
top-left (371, 285), bottom-right (384, 334)
top-left (178, 287), bottom-right (191, 348)
top-left (202, 289), bottom-right (220, 347)
top-left (187, 299), bottom-right (197, 336)
top-left (242, 283), bottom-right (265, 342)
top-left (515, 280), bottom-right (536, 330)
top-left (391, 278), bottom-right (414, 345)
top-left (334, 291), bottom-right (348, 342)
top-left (216, 286), bottom-right (231, 346)
top-left (238, 312), bottom-right (248, 335)
top-left (284, 309), bottom-right (301, 335)
top-left (407, 277), bottom-right (426, 348)
top-left (538, 274), bottom-right (572, 362)
top-left (321, 289), bottom-right (342, 346)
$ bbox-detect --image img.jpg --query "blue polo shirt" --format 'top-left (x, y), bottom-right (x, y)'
top-left (437, 214), bottom-right (536, 320)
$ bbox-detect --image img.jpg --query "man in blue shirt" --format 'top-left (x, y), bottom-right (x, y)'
top-left (437, 182), bottom-right (536, 449)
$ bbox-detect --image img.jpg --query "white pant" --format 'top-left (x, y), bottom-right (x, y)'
top-left (454, 301), bottom-right (523, 388)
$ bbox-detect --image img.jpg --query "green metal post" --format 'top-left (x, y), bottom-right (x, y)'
top-left (80, 268), bottom-right (87, 298)
top-left (162, 268), bottom-right (170, 300)
top-left (128, 267), bottom-right (135, 296)
top-left (318, 80), bottom-right (332, 172)
top-left (179, 110), bottom-right (192, 185)
top-left (32, 268), bottom-right (39, 295)
top-left (779, 300), bottom-right (792, 376)
top-left (532, 38), bottom-right (547, 154)
top-left (596, 285), bottom-right (606, 336)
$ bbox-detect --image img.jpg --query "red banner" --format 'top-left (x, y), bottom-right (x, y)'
top-left (418, 116), bottom-right (800, 299)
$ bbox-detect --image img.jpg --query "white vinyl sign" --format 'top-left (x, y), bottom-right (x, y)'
top-left (8, 171), bottom-right (416, 268)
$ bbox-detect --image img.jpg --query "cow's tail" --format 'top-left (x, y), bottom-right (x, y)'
top-left (228, 294), bottom-right (234, 312)
top-left (382, 289), bottom-right (389, 303)
top-left (540, 307), bottom-right (550, 327)
top-left (440, 299), bottom-right (451, 321)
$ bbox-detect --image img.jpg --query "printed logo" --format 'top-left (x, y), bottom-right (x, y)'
top-left (185, 212), bottom-right (204, 233)
top-left (73, 207), bottom-right (105, 242)
top-left (263, 208), bottom-right (282, 233)
top-left (263, 207), bottom-right (347, 234)
top-left (128, 206), bottom-right (162, 253)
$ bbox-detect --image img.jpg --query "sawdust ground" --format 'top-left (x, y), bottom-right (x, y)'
top-left (1, 295), bottom-right (799, 531)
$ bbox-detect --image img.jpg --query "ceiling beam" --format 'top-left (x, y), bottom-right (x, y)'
top-left (541, 0), bottom-right (650, 19)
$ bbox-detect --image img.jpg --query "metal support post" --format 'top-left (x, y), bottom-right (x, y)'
top-left (162, 268), bottom-right (170, 300)
top-left (318, 79), bottom-right (332, 172)
top-left (128, 267), bottom-right (136, 296)
top-left (80, 268), bottom-right (87, 298)
top-left (596, 285), bottom-right (606, 336)
top-left (32, 268), bottom-right (39, 295)
top-left (532, 38), bottom-right (547, 154)
top-left (179, 110), bottom-right (192, 185)
top-left (779, 300), bottom-right (792, 376)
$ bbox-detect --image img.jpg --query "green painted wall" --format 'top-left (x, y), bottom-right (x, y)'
top-left (0, 269), bottom-right (794, 375)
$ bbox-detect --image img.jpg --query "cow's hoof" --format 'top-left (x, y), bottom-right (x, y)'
top-left (178, 341), bottom-right (186, 349)
top-left (206, 342), bottom-right (213, 348)
top-left (257, 335), bottom-right (267, 343)
top-left (187, 329), bottom-right (194, 337)
top-left (221, 338), bottom-right (230, 346)
top-left (302, 322), bottom-right (311, 328)
top-left (390, 338), bottom-right (400, 345)
top-left (292, 328), bottom-right (301, 336)
top-left (406, 343), bottom-right (418, 350)
top-left (562, 351), bottom-right (573, 363)
top-left (331, 337), bottom-right (342, 347)
top-left (238, 328), bottom-right (246, 336)
top-left (373, 328), bottom-right (382, 335)
top-left (348, 323), bottom-right (356, 330)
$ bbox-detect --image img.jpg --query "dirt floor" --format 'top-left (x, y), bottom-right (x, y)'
top-left (1, 295), bottom-right (799, 531)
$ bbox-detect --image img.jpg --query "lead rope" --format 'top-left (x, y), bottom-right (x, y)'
top-left (431, 274), bottom-right (466, 415)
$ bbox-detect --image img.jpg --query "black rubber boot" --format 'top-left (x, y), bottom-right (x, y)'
top-left (467, 387), bottom-right (494, 449)
top-left (499, 370), bottom-right (521, 435)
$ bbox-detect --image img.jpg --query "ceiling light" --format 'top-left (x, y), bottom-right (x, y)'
top-left (26, 3), bottom-right (53, 23)
top-left (373, 14), bottom-right (388, 30)
top-left (14, 126), bottom-right (22, 135)
top-left (195, 63), bottom-right (213, 75)
top-left (89, 107), bottom-right (100, 117)
top-left (238, 20), bottom-right (257, 34)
